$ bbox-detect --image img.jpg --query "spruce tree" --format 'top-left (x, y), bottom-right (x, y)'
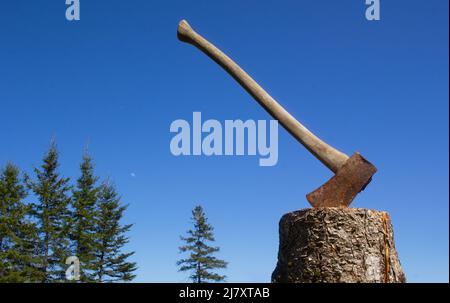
top-left (0, 163), bottom-right (40, 282)
top-left (70, 154), bottom-right (99, 282)
top-left (27, 144), bottom-right (72, 282)
top-left (92, 182), bottom-right (137, 282)
top-left (177, 205), bottom-right (227, 283)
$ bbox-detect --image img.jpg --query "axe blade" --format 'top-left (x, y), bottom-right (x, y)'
top-left (306, 153), bottom-right (377, 208)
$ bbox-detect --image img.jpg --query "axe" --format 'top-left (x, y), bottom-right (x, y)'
top-left (177, 20), bottom-right (377, 207)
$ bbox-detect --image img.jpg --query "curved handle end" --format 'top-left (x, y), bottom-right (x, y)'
top-left (177, 19), bottom-right (193, 43)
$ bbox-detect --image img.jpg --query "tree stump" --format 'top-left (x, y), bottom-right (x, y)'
top-left (272, 208), bottom-right (406, 283)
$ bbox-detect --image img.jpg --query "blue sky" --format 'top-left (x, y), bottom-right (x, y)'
top-left (0, 1), bottom-right (448, 282)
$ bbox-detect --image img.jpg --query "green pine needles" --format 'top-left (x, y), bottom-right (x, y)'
top-left (0, 163), bottom-right (40, 282)
top-left (0, 142), bottom-right (136, 282)
top-left (93, 182), bottom-right (137, 282)
top-left (27, 144), bottom-right (72, 282)
top-left (178, 205), bottom-right (228, 283)
top-left (1, 143), bottom-right (230, 283)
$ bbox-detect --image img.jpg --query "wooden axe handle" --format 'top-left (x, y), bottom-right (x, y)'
top-left (177, 20), bottom-right (349, 172)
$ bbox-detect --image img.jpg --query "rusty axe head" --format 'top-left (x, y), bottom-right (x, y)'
top-left (306, 152), bottom-right (377, 208)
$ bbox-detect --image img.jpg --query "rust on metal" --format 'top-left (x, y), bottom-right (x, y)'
top-left (306, 153), bottom-right (377, 207)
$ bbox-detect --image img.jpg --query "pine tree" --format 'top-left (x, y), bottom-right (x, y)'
top-left (70, 153), bottom-right (99, 282)
top-left (177, 205), bottom-right (227, 283)
top-left (92, 182), bottom-right (137, 282)
top-left (0, 163), bottom-right (40, 282)
top-left (27, 144), bottom-right (72, 282)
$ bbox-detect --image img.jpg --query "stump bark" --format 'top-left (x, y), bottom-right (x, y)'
top-left (272, 208), bottom-right (405, 283)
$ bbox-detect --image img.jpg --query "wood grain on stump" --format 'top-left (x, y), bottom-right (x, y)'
top-left (272, 208), bottom-right (405, 283)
